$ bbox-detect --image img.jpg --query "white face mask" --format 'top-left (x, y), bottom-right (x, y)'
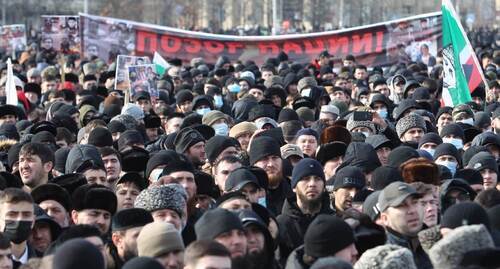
top-left (457, 118), bottom-right (474, 126)
top-left (361, 131), bottom-right (370, 138)
top-left (436, 160), bottom-right (458, 176)
top-left (214, 95), bottom-right (223, 108)
top-left (443, 137), bottom-right (463, 150)
top-left (377, 109), bottom-right (388, 119)
top-left (423, 148), bottom-right (435, 157)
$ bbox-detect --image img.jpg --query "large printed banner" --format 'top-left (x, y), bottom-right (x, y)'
top-left (0, 25), bottom-right (26, 53)
top-left (81, 12), bottom-right (442, 66)
top-left (41, 16), bottom-right (80, 54)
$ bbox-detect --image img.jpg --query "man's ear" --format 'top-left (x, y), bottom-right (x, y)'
top-left (380, 211), bottom-right (389, 226)
top-left (43, 161), bottom-right (54, 173)
top-left (71, 210), bottom-right (79, 224)
top-left (111, 232), bottom-right (122, 248)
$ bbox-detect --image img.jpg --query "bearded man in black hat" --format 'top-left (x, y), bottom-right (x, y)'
top-left (106, 208), bottom-right (153, 269)
top-left (174, 127), bottom-right (206, 168)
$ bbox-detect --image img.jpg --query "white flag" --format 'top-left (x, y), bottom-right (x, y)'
top-left (5, 58), bottom-right (17, 106)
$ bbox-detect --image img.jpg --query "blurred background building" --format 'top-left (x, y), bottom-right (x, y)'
top-left (2, 0), bottom-right (498, 34)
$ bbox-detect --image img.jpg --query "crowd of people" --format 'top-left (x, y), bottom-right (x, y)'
top-left (0, 25), bottom-right (498, 269)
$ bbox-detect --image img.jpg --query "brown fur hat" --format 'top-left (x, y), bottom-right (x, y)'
top-left (320, 125), bottom-right (352, 145)
top-left (401, 157), bottom-right (440, 185)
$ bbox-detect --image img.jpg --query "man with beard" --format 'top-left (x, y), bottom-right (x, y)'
top-left (174, 127), bottom-right (206, 168)
top-left (277, 158), bottom-right (334, 265)
top-left (195, 208), bottom-right (250, 269)
top-left (106, 208), bottom-right (154, 269)
top-left (330, 166), bottom-right (366, 215)
top-left (137, 222), bottom-right (185, 269)
top-left (238, 210), bottom-right (278, 269)
top-left (249, 136), bottom-right (292, 215)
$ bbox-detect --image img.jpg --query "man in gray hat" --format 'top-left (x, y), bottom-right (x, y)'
top-left (378, 181), bottom-right (432, 268)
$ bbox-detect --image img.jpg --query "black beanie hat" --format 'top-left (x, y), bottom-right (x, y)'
top-left (144, 114), bottom-right (161, 129)
top-left (120, 147), bottom-right (150, 173)
top-left (32, 130), bottom-right (56, 145)
top-left (88, 127), bottom-right (113, 148)
top-left (433, 143), bottom-right (461, 164)
top-left (145, 150), bottom-right (180, 180)
top-left (291, 158), bottom-right (325, 188)
top-left (248, 136), bottom-right (281, 165)
top-left (72, 184), bottom-right (117, 215)
top-left (304, 215), bottom-right (355, 258)
top-left (161, 158), bottom-right (195, 177)
top-left (174, 127), bottom-right (205, 154)
top-left (195, 208), bottom-right (243, 240)
top-left (439, 123), bottom-right (465, 140)
top-left (51, 173), bottom-right (87, 196)
top-left (117, 130), bottom-right (144, 151)
top-left (54, 147), bottom-right (71, 173)
top-left (436, 106), bottom-right (453, 122)
top-left (331, 166), bottom-right (366, 191)
top-left (7, 142), bottom-right (24, 169)
top-left (175, 90), bottom-right (194, 105)
top-left (441, 202), bottom-right (490, 230)
top-left (54, 239), bottom-right (105, 269)
top-left (111, 208), bottom-right (153, 232)
top-left (31, 183), bottom-right (72, 212)
top-left (418, 132), bottom-right (443, 148)
top-left (387, 146), bottom-right (420, 169)
top-left (371, 166), bottom-right (403, 190)
top-left (278, 108), bottom-right (300, 123)
top-left (467, 152), bottom-right (498, 174)
top-left (123, 257), bottom-right (164, 269)
top-left (205, 136), bottom-right (240, 164)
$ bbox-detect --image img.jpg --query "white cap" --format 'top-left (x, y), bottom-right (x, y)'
top-left (320, 105), bottom-right (339, 116)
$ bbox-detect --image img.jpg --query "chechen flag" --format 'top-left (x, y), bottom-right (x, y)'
top-left (441, 0), bottom-right (487, 107)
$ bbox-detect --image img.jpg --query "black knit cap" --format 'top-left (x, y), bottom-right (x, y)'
top-left (462, 145), bottom-right (488, 168)
top-left (24, 83), bottom-right (41, 97)
top-left (31, 130), bottom-right (56, 145)
top-left (117, 130), bottom-right (144, 151)
top-left (145, 150), bottom-right (180, 180)
top-left (278, 108), bottom-right (300, 123)
top-left (123, 257), bottom-right (164, 269)
top-left (291, 158), bottom-right (325, 188)
top-left (161, 157), bottom-right (195, 177)
top-left (111, 208), bottom-right (153, 232)
top-left (387, 146), bottom-right (420, 169)
top-left (144, 114), bottom-right (161, 129)
top-left (441, 202), bottom-right (490, 229)
top-left (205, 136), bottom-right (240, 164)
top-left (332, 166), bottom-right (366, 191)
top-left (248, 136), bottom-right (281, 165)
top-left (120, 147), bottom-right (150, 173)
top-left (31, 183), bottom-right (72, 212)
top-left (467, 151), bottom-right (498, 174)
top-left (418, 132), bottom-right (443, 148)
top-left (439, 123), bottom-right (465, 140)
top-left (434, 143), bottom-right (461, 165)
top-left (436, 106), bottom-right (453, 122)
top-left (53, 239), bottom-right (104, 269)
top-left (304, 214), bottom-right (355, 258)
top-left (371, 166), bottom-right (403, 190)
top-left (195, 208), bottom-right (243, 240)
top-left (107, 121), bottom-right (126, 133)
top-left (248, 104), bottom-right (276, 121)
top-left (72, 184), bottom-right (117, 215)
top-left (224, 167), bottom-right (259, 192)
top-left (174, 127), bottom-right (205, 154)
top-left (316, 142), bottom-right (347, 166)
top-left (88, 127), bottom-right (113, 148)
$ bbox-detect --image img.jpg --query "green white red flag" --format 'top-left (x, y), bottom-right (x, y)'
top-left (441, 0), bottom-right (487, 107)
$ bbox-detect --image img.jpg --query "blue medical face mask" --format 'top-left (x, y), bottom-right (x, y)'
top-left (423, 148), bottom-right (435, 157)
top-left (214, 95), bottom-right (223, 108)
top-left (212, 123), bottom-right (229, 136)
top-left (443, 137), bottom-right (463, 150)
top-left (377, 109), bottom-right (388, 119)
top-left (437, 160), bottom-right (458, 176)
top-left (196, 107), bottom-right (211, 116)
top-left (228, 84), bottom-right (241, 93)
top-left (258, 197), bottom-right (267, 208)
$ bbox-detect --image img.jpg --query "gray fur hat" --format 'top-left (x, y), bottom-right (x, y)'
top-left (134, 184), bottom-right (187, 218)
top-left (346, 118), bottom-right (375, 133)
top-left (396, 113), bottom-right (426, 138)
top-left (429, 224), bottom-right (494, 269)
top-left (297, 76), bottom-right (318, 92)
top-left (354, 244), bottom-right (417, 269)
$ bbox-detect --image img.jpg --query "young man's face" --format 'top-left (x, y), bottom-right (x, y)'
top-left (0, 247), bottom-right (12, 269)
top-left (296, 135), bottom-right (318, 157)
top-left (162, 171), bottom-right (197, 202)
top-left (102, 154), bottom-right (122, 183)
top-left (214, 161), bottom-right (242, 192)
top-left (186, 141), bottom-right (206, 166)
top-left (187, 255), bottom-right (231, 269)
top-left (215, 229), bottom-right (247, 258)
top-left (151, 209), bottom-right (182, 230)
top-left (19, 153), bottom-right (52, 189)
top-left (0, 114), bottom-right (16, 126)
top-left (381, 196), bottom-right (423, 237)
top-left (39, 200), bottom-right (69, 228)
top-left (83, 169), bottom-right (109, 188)
top-left (0, 201), bottom-right (35, 231)
top-left (115, 182), bottom-right (141, 211)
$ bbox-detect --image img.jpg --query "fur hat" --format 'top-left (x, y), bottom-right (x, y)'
top-left (396, 113), bottom-right (426, 138)
top-left (320, 126), bottom-right (352, 145)
top-left (297, 76), bottom-right (318, 92)
top-left (346, 118), bottom-right (375, 133)
top-left (418, 226), bottom-right (442, 255)
top-left (429, 224), bottom-right (494, 269)
top-left (400, 158), bottom-right (440, 185)
top-left (134, 184), bottom-right (187, 218)
top-left (354, 244), bottom-right (417, 269)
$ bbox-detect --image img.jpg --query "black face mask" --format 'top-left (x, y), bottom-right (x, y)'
top-left (3, 220), bottom-right (32, 244)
